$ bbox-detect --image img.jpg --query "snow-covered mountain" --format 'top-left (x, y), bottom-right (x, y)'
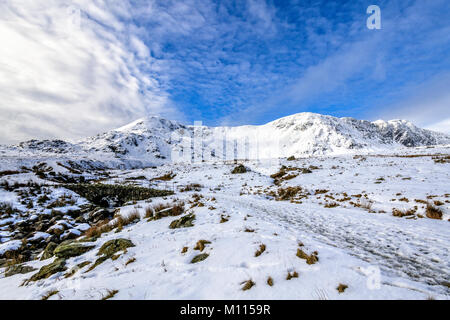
top-left (4, 112), bottom-right (450, 167)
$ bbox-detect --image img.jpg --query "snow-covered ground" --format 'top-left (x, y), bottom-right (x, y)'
top-left (0, 146), bottom-right (449, 300)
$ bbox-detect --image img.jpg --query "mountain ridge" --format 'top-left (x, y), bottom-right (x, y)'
top-left (3, 112), bottom-right (450, 167)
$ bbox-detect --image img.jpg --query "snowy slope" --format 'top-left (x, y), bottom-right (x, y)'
top-left (2, 113), bottom-right (449, 168)
top-left (1, 151), bottom-right (449, 299)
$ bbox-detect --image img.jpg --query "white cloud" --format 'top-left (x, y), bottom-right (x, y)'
top-left (0, 0), bottom-right (175, 144)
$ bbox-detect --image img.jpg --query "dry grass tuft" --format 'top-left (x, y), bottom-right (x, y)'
top-left (254, 244), bottom-right (266, 257)
top-left (125, 257), bottom-right (136, 266)
top-left (151, 172), bottom-right (176, 181)
top-left (286, 271), bottom-right (299, 280)
top-left (102, 289), bottom-right (119, 300)
top-left (426, 203), bottom-right (443, 220)
top-left (267, 277), bottom-right (274, 286)
top-left (241, 280), bottom-right (255, 291)
top-left (297, 248), bottom-right (319, 265)
top-left (145, 201), bottom-right (185, 220)
top-left (392, 208), bottom-right (415, 218)
top-left (337, 284), bottom-right (348, 293)
top-left (41, 290), bottom-right (59, 300)
top-left (194, 240), bottom-right (211, 252)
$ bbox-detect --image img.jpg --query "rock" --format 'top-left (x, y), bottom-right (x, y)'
top-left (4, 264), bottom-right (36, 277)
top-left (60, 229), bottom-right (82, 241)
top-left (41, 242), bottom-right (58, 260)
top-left (169, 214), bottom-right (196, 229)
top-left (74, 216), bottom-right (86, 223)
top-left (231, 164), bottom-right (247, 174)
top-left (89, 208), bottom-right (113, 223)
top-left (29, 258), bottom-right (67, 282)
top-left (86, 239), bottom-right (135, 272)
top-left (191, 253), bottom-right (209, 263)
top-left (54, 242), bottom-right (95, 259)
top-left (97, 239), bottom-right (134, 257)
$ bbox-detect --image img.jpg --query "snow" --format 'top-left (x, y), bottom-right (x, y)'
top-left (0, 113), bottom-right (448, 300)
top-left (1, 113), bottom-right (449, 171)
top-left (0, 240), bottom-right (22, 256)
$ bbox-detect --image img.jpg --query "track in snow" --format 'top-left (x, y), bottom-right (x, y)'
top-left (218, 194), bottom-right (450, 296)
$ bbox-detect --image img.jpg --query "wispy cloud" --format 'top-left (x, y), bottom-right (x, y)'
top-left (0, 0), bottom-right (449, 144)
top-left (0, 0), bottom-right (175, 144)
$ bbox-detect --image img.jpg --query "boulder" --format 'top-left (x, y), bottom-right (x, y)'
top-left (54, 242), bottom-right (95, 259)
top-left (191, 253), bottom-right (209, 263)
top-left (29, 258), bottom-right (67, 282)
top-left (231, 164), bottom-right (247, 174)
top-left (97, 239), bottom-right (134, 257)
top-left (4, 264), bottom-right (36, 277)
top-left (41, 242), bottom-right (58, 260)
top-left (169, 214), bottom-right (196, 229)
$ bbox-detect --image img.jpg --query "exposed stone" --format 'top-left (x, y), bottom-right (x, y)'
top-left (53, 242), bottom-right (95, 259)
top-left (85, 239), bottom-right (134, 272)
top-left (4, 264), bottom-right (36, 277)
top-left (169, 214), bottom-right (196, 229)
top-left (40, 242), bottom-right (58, 260)
top-left (97, 239), bottom-right (134, 257)
top-left (191, 253), bottom-right (209, 263)
top-left (231, 164), bottom-right (247, 174)
top-left (29, 258), bottom-right (67, 282)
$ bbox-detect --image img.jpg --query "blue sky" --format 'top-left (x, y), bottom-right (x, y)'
top-left (0, 0), bottom-right (449, 143)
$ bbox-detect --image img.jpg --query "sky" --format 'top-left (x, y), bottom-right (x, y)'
top-left (0, 0), bottom-right (449, 144)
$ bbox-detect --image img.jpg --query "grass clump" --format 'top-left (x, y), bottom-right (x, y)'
top-left (297, 248), bottom-right (319, 265)
top-left (180, 183), bottom-right (202, 192)
top-left (146, 201), bottom-right (185, 220)
top-left (276, 186), bottom-right (304, 201)
top-left (241, 280), bottom-right (255, 291)
top-left (151, 172), bottom-right (176, 181)
top-left (115, 210), bottom-right (141, 231)
top-left (125, 257), bottom-right (136, 266)
top-left (254, 244), bottom-right (266, 257)
top-left (392, 208), bottom-right (415, 218)
top-left (426, 203), bottom-right (443, 220)
top-left (41, 290), bottom-right (59, 300)
top-left (267, 277), bottom-right (274, 286)
top-left (194, 240), bottom-right (211, 252)
top-left (102, 289), bottom-right (119, 300)
top-left (231, 164), bottom-right (247, 174)
top-left (286, 271), bottom-right (299, 280)
top-left (337, 284), bottom-right (348, 293)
